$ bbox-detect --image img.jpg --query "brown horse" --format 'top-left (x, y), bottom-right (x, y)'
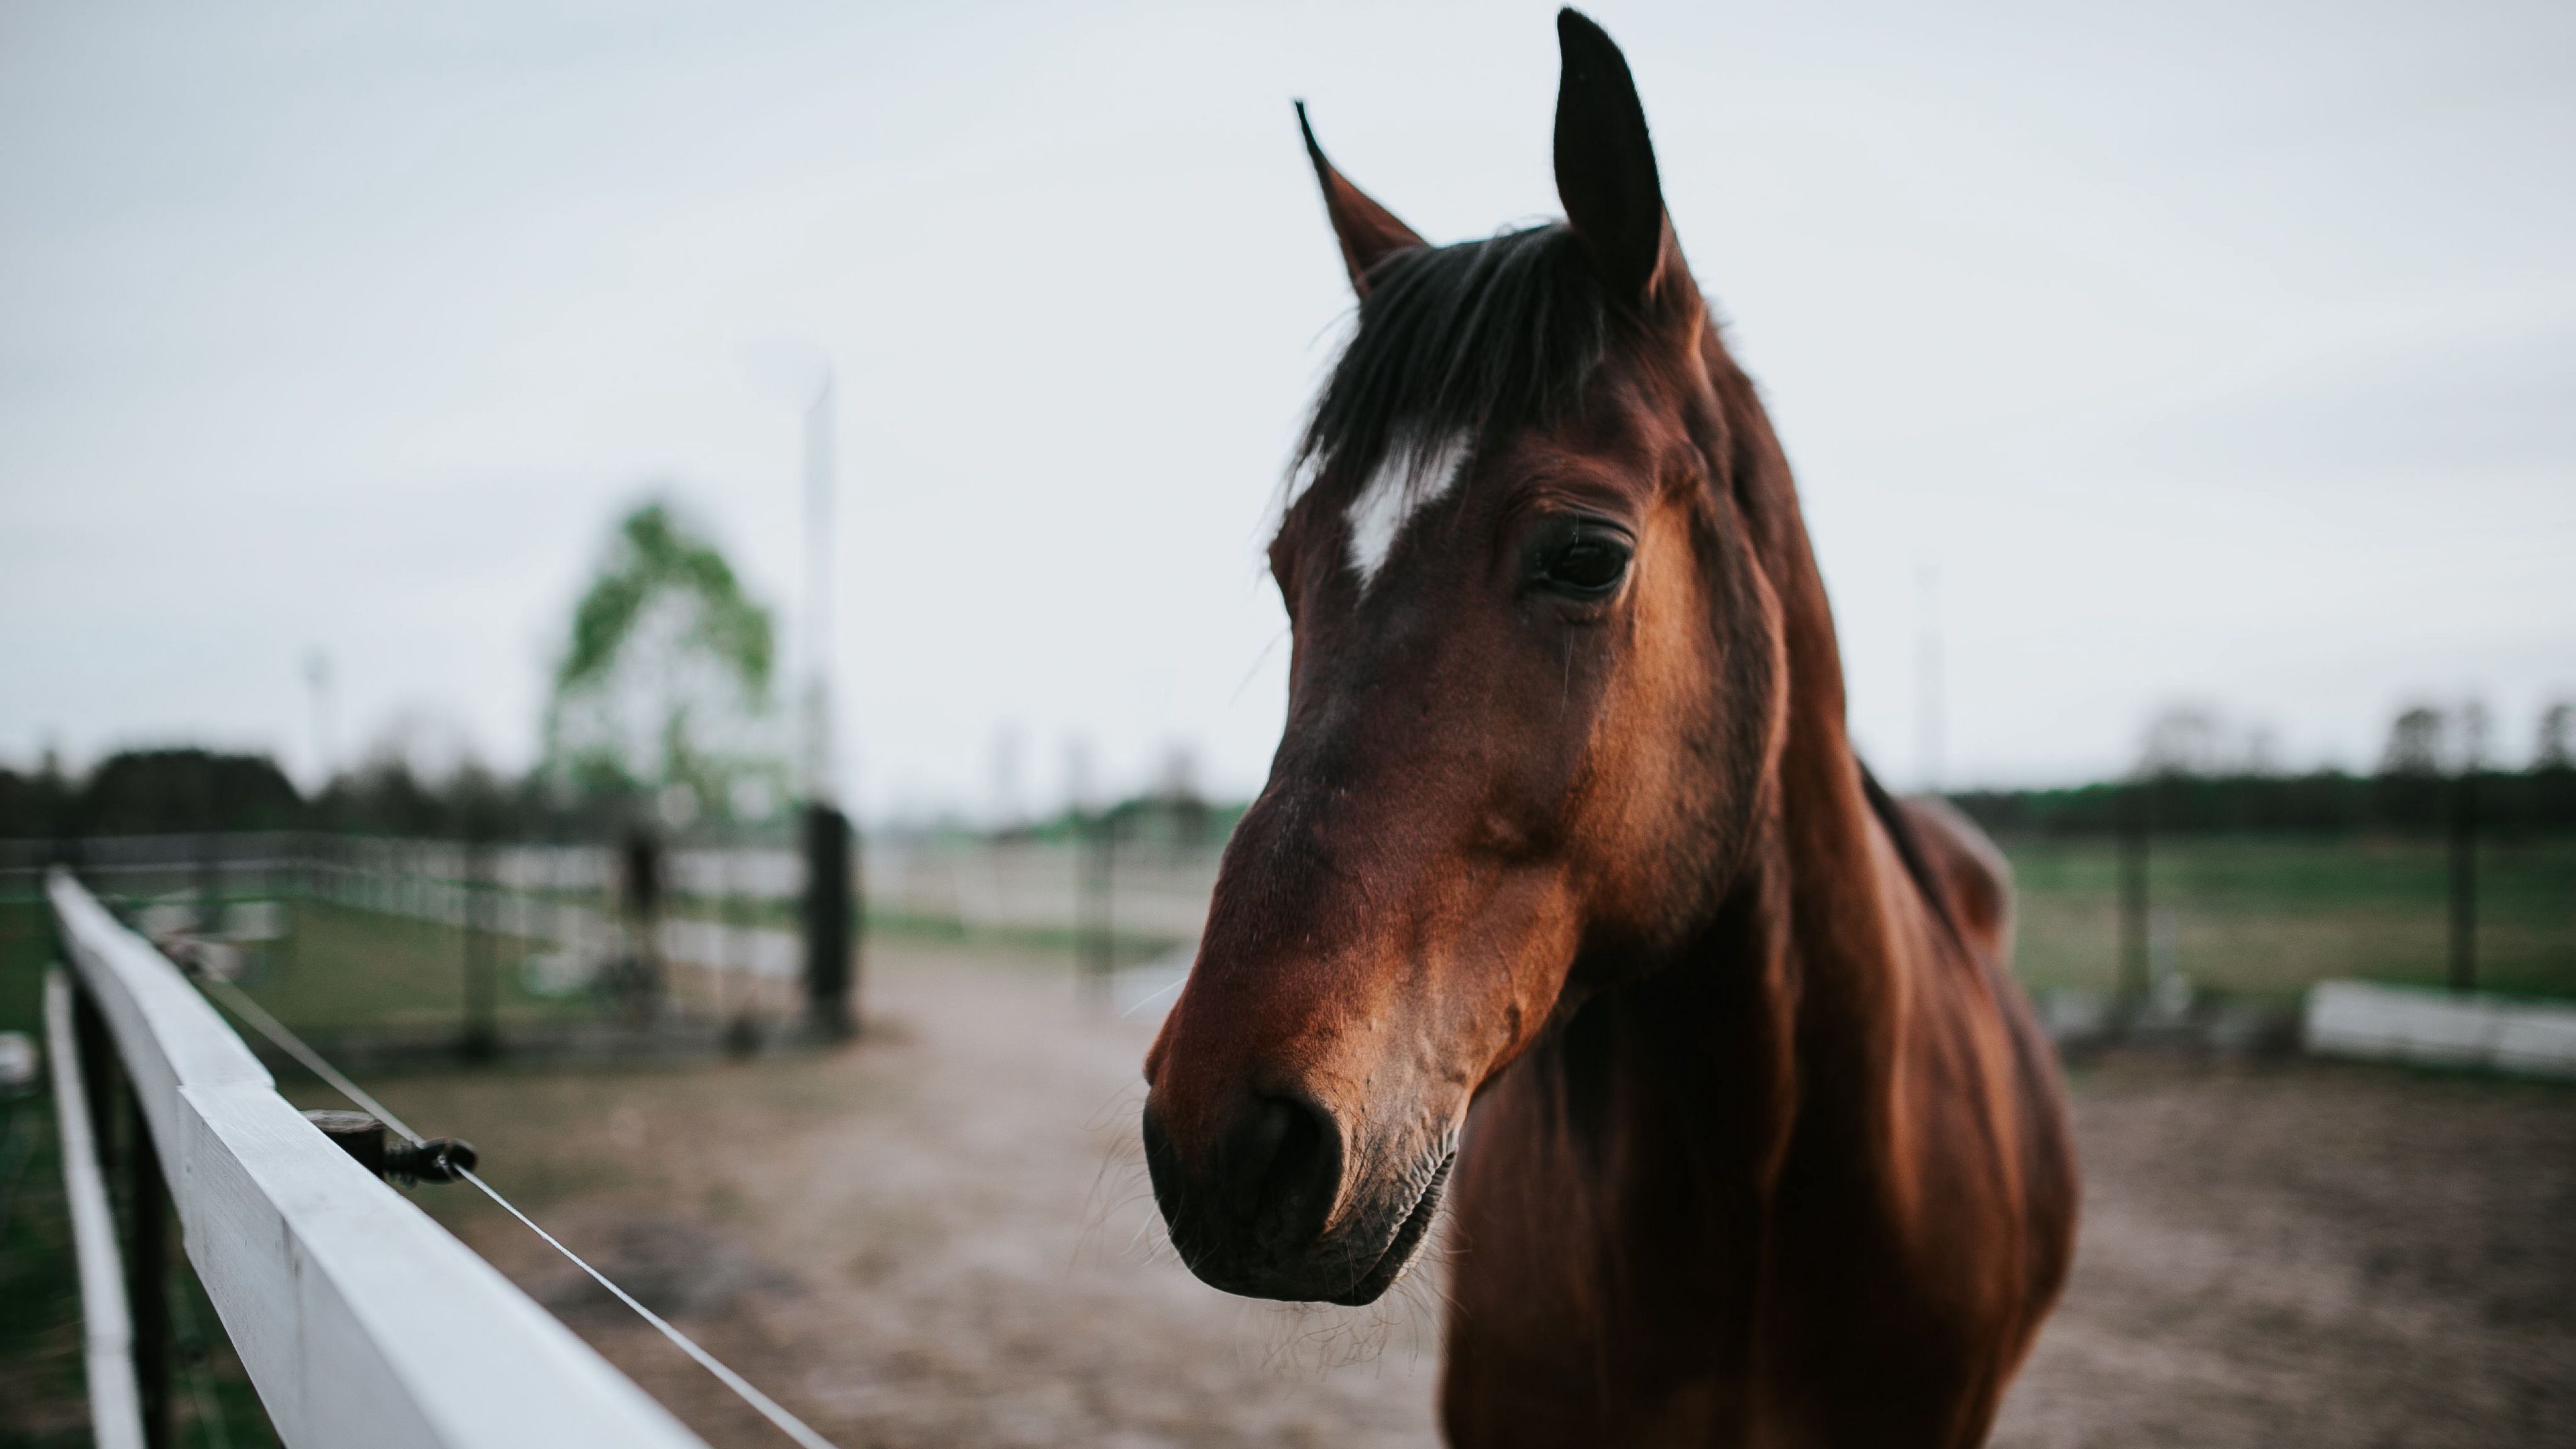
top-left (1141, 11), bottom-right (2076, 1446)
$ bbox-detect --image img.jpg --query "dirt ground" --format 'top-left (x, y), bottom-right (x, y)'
top-left (336, 940), bottom-right (2575, 1448)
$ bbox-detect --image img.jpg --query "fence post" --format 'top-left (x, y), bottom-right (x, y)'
top-left (724, 836), bottom-right (759, 1055)
top-left (1080, 810), bottom-right (1115, 1004)
top-left (124, 1091), bottom-right (172, 1449)
top-left (802, 803), bottom-right (855, 1039)
top-left (280, 832), bottom-right (300, 980)
top-left (462, 832), bottom-right (498, 1060)
top-left (851, 815), bottom-right (868, 1029)
top-left (195, 830), bottom-right (219, 942)
top-left (73, 981), bottom-right (121, 1179)
top-left (2116, 780), bottom-right (2151, 1022)
top-left (621, 827), bottom-right (669, 1027)
top-left (2448, 770), bottom-right (2478, 992)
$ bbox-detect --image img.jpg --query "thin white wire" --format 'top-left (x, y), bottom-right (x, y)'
top-left (197, 974), bottom-right (422, 1143)
top-left (456, 1167), bottom-right (838, 1449)
top-left (194, 972), bottom-right (842, 1449)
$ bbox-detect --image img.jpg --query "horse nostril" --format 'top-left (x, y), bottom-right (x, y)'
top-left (1227, 1093), bottom-right (1338, 1246)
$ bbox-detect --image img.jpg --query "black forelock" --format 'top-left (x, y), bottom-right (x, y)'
top-left (1294, 224), bottom-right (1610, 506)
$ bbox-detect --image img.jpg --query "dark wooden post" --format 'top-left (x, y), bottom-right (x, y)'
top-left (851, 813), bottom-right (867, 1026)
top-left (2448, 770), bottom-right (2478, 992)
top-left (1080, 809), bottom-right (1115, 1004)
top-left (72, 983), bottom-right (120, 1179)
top-left (2116, 781), bottom-right (2151, 1016)
top-left (723, 833), bottom-right (759, 1055)
top-left (125, 1092), bottom-right (172, 1449)
top-left (303, 1110), bottom-right (388, 1178)
top-left (195, 831), bottom-right (220, 942)
top-left (619, 826), bottom-right (667, 1026)
top-left (549, 829), bottom-right (574, 975)
top-left (461, 833), bottom-right (498, 1060)
top-left (802, 802), bottom-right (855, 1039)
top-left (278, 830), bottom-right (299, 980)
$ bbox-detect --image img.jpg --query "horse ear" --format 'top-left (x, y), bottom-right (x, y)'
top-left (1297, 101), bottom-right (1428, 297)
top-left (1552, 9), bottom-right (1686, 317)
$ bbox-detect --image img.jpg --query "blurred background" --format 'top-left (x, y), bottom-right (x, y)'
top-left (1, 2), bottom-right (2569, 1446)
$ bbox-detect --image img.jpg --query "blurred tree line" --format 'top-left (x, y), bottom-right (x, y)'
top-left (1949, 699), bottom-right (2576, 837)
top-left (1946, 767), bottom-right (2576, 837)
top-left (0, 746), bottom-right (1252, 846)
top-left (0, 747), bottom-right (635, 843)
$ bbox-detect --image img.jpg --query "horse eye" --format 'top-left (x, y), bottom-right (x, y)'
top-left (1537, 525), bottom-right (1632, 596)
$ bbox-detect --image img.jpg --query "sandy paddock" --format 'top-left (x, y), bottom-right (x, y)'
top-left (335, 940), bottom-right (2573, 1448)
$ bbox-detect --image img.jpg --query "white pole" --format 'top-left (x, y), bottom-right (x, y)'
top-left (303, 649), bottom-right (336, 792)
top-left (802, 371), bottom-right (837, 808)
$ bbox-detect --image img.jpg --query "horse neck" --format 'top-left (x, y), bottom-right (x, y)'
top-left (1590, 343), bottom-right (1921, 1185)
top-left (1711, 327), bottom-right (1912, 959)
top-left (1729, 386), bottom-right (1918, 1107)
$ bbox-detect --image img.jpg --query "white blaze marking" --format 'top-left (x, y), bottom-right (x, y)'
top-left (1345, 433), bottom-right (1472, 588)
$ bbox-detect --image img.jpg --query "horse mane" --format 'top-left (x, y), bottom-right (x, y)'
top-left (1856, 760), bottom-right (1963, 945)
top-left (1294, 224), bottom-right (1609, 510)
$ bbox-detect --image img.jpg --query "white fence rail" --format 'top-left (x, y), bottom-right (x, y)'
top-left (49, 867), bottom-right (708, 1449)
top-left (2304, 979), bottom-right (2576, 1078)
top-left (43, 967), bottom-right (146, 1449)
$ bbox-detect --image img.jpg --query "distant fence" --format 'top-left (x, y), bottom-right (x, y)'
top-left (20, 808), bottom-right (2556, 1034)
top-left (0, 830), bottom-right (1221, 942)
top-left (5, 836), bottom-right (807, 1059)
top-left (2306, 979), bottom-right (2576, 1078)
top-left (45, 867), bottom-right (706, 1448)
top-left (3, 830), bottom-right (1223, 1038)
top-left (1957, 770), bottom-right (2576, 1004)
top-left (1986, 825), bottom-right (2575, 1011)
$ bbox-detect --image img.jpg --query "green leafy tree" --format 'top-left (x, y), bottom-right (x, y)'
top-left (543, 501), bottom-right (788, 821)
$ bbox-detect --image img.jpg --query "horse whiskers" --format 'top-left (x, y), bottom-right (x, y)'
top-left (1071, 1098), bottom-right (1168, 1277)
top-left (1256, 1296), bottom-right (1399, 1377)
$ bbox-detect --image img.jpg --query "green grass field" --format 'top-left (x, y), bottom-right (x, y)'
top-left (228, 897), bottom-right (592, 1036)
top-left (2003, 834), bottom-right (2576, 1003)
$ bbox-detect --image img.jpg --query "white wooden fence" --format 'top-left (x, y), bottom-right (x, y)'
top-left (43, 967), bottom-right (145, 1449)
top-left (48, 867), bottom-right (709, 1448)
top-left (2305, 978), bottom-right (2576, 1078)
top-left (28, 830), bottom-right (1225, 959)
top-left (322, 835), bottom-right (1226, 943)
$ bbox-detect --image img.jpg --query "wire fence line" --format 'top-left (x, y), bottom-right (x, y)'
top-left (46, 866), bottom-right (712, 1448)
top-left (192, 968), bottom-right (841, 1449)
top-left (11, 830), bottom-right (1232, 1446)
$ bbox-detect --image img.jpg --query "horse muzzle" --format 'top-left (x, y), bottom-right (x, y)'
top-left (1140, 1090), bottom-right (1454, 1305)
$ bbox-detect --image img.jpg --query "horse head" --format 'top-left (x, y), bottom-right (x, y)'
top-left (1142, 9), bottom-right (1789, 1305)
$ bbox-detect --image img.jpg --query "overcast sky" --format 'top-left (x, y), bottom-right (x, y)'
top-left (3, 0), bottom-right (2570, 817)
